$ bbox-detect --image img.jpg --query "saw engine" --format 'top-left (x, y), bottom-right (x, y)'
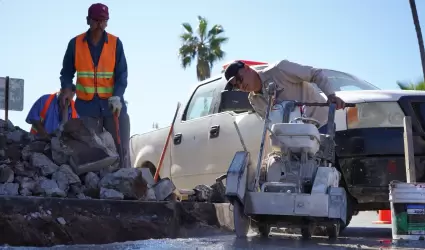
top-left (259, 100), bottom-right (341, 195)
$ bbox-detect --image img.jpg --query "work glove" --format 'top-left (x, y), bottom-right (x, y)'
top-left (327, 94), bottom-right (346, 110)
top-left (108, 96), bottom-right (122, 116)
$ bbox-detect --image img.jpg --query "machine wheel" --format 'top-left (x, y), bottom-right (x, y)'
top-left (301, 226), bottom-right (313, 240)
top-left (233, 200), bottom-right (250, 238)
top-left (339, 195), bottom-right (355, 233)
top-left (326, 221), bottom-right (341, 240)
top-left (257, 224), bottom-right (271, 237)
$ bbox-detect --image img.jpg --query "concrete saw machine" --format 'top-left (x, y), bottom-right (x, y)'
top-left (225, 82), bottom-right (355, 239)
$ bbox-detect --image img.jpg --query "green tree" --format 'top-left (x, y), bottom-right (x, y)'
top-left (397, 80), bottom-right (425, 90)
top-left (178, 16), bottom-right (229, 81)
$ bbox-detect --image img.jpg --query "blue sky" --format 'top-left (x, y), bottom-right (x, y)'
top-left (0, 0), bottom-right (424, 135)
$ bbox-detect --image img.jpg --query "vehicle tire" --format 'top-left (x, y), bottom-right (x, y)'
top-left (257, 223), bottom-right (271, 237)
top-left (301, 226), bottom-right (312, 240)
top-left (233, 200), bottom-right (250, 238)
top-left (326, 221), bottom-right (340, 240)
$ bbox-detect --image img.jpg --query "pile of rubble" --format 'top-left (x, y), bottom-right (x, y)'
top-left (0, 118), bottom-right (159, 201)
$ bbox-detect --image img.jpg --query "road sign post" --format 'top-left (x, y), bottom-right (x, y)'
top-left (0, 76), bottom-right (25, 122)
top-left (4, 76), bottom-right (8, 121)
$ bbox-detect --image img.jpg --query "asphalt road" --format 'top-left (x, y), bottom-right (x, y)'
top-left (3, 212), bottom-right (425, 250)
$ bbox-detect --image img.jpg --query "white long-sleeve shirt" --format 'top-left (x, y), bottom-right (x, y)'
top-left (248, 60), bottom-right (334, 126)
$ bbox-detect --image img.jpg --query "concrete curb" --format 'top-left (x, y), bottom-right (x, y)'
top-left (0, 196), bottom-right (234, 247)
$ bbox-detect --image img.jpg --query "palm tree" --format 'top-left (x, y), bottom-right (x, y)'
top-left (397, 80), bottom-right (425, 90)
top-left (409, 0), bottom-right (425, 78)
top-left (178, 16), bottom-right (229, 81)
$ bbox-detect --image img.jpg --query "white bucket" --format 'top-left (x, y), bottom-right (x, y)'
top-left (389, 181), bottom-right (425, 240)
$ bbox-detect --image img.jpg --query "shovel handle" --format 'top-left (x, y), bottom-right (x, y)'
top-left (61, 99), bottom-right (70, 124)
top-left (113, 112), bottom-right (121, 145)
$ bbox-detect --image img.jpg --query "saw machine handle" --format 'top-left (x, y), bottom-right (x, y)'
top-left (293, 102), bottom-right (356, 138)
top-left (293, 102), bottom-right (356, 107)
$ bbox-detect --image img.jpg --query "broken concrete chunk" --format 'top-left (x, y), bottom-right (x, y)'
top-left (84, 172), bottom-right (100, 190)
top-left (99, 168), bottom-right (147, 199)
top-left (72, 156), bottom-right (118, 175)
top-left (30, 153), bottom-right (59, 176)
top-left (34, 178), bottom-right (66, 197)
top-left (6, 144), bottom-right (21, 162)
top-left (0, 166), bottom-right (14, 183)
top-left (16, 177), bottom-right (36, 196)
top-left (52, 165), bottom-right (81, 192)
top-left (0, 118), bottom-right (179, 201)
top-left (100, 187), bottom-right (124, 200)
top-left (0, 183), bottom-right (19, 196)
top-left (152, 178), bottom-right (176, 201)
top-left (22, 141), bottom-right (47, 161)
top-left (98, 131), bottom-right (118, 157)
top-left (0, 119), bottom-right (15, 133)
top-left (13, 161), bottom-right (36, 178)
top-left (21, 145), bottom-right (32, 161)
top-left (6, 129), bottom-right (25, 143)
top-left (56, 217), bottom-right (66, 225)
top-left (50, 137), bottom-right (70, 165)
top-left (145, 188), bottom-right (156, 201)
top-left (194, 184), bottom-right (213, 202)
top-left (29, 141), bottom-right (48, 153)
top-left (67, 183), bottom-right (87, 198)
top-left (99, 163), bottom-right (120, 179)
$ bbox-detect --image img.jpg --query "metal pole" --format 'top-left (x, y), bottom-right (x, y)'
top-left (403, 116), bottom-right (416, 183)
top-left (4, 76), bottom-right (9, 123)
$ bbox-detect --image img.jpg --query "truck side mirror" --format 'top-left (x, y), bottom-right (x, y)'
top-left (219, 90), bottom-right (254, 113)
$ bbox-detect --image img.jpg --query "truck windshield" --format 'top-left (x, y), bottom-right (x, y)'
top-left (314, 69), bottom-right (380, 92)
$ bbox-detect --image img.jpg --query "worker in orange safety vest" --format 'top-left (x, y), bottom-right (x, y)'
top-left (26, 84), bottom-right (78, 140)
top-left (59, 3), bottom-right (130, 169)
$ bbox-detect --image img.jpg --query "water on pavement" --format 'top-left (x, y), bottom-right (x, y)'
top-left (2, 212), bottom-right (425, 250)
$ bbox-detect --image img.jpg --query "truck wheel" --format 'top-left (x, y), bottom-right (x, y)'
top-left (326, 221), bottom-right (340, 240)
top-left (257, 223), bottom-right (271, 237)
top-left (233, 200), bottom-right (250, 238)
top-left (301, 226), bottom-right (312, 240)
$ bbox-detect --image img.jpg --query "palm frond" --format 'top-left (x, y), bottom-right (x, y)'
top-left (197, 16), bottom-right (208, 41)
top-left (181, 22), bottom-right (193, 33)
top-left (207, 24), bottom-right (225, 38)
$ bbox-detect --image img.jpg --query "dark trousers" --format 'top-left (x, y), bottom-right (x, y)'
top-left (318, 122), bottom-right (336, 134)
top-left (80, 113), bottom-right (131, 169)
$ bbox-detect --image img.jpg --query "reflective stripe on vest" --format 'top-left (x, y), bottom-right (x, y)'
top-left (74, 32), bottom-right (117, 101)
top-left (30, 93), bottom-right (78, 135)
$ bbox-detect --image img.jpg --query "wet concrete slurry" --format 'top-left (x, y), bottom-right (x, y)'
top-left (2, 212), bottom-right (425, 249)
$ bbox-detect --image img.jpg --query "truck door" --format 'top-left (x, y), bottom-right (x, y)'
top-left (170, 78), bottom-right (222, 190)
top-left (208, 110), bottom-right (264, 180)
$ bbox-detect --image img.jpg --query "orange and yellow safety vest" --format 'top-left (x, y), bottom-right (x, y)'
top-left (74, 32), bottom-right (117, 101)
top-left (30, 93), bottom-right (78, 135)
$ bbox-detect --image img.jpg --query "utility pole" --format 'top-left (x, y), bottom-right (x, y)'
top-left (409, 0), bottom-right (425, 79)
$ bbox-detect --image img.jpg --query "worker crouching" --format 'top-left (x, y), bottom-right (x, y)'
top-left (26, 85), bottom-right (78, 141)
top-left (59, 3), bottom-right (130, 169)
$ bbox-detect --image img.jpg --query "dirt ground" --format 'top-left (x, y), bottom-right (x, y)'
top-left (0, 196), bottom-right (232, 247)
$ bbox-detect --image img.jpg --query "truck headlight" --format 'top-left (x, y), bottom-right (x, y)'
top-left (346, 102), bottom-right (405, 129)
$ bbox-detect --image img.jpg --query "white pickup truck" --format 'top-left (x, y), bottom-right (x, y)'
top-left (130, 60), bottom-right (425, 215)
